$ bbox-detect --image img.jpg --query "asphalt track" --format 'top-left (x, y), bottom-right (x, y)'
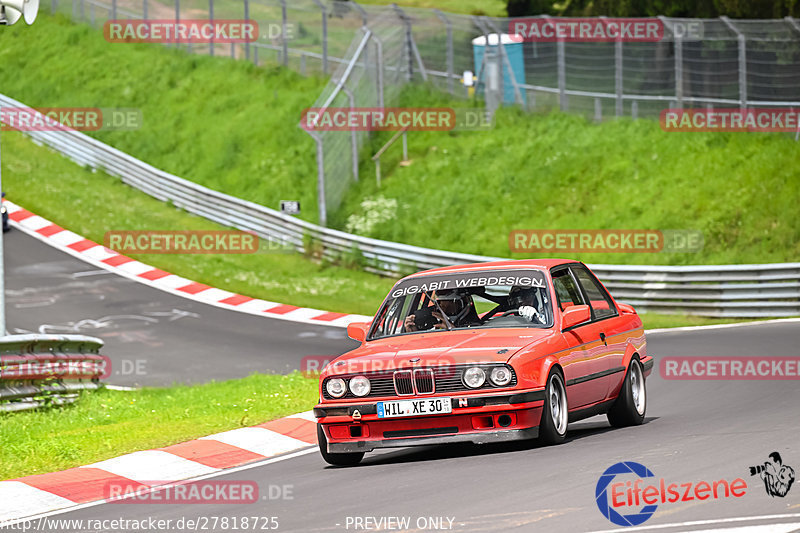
top-left (5, 229), bottom-right (358, 386)
top-left (8, 230), bottom-right (800, 532)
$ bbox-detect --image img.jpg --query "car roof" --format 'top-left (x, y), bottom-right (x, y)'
top-left (402, 259), bottom-right (580, 280)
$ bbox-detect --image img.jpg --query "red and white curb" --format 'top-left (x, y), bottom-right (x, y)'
top-left (5, 200), bottom-right (372, 328)
top-left (0, 411), bottom-right (318, 523)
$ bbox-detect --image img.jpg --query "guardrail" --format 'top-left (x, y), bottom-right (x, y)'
top-left (2, 92), bottom-right (798, 318)
top-left (0, 334), bottom-right (106, 412)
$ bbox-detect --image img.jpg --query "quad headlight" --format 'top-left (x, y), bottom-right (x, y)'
top-left (348, 375), bottom-right (371, 397)
top-left (462, 366), bottom-right (486, 388)
top-left (326, 378), bottom-right (346, 398)
top-left (490, 366), bottom-right (513, 386)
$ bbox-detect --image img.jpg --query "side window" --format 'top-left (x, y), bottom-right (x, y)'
top-left (572, 267), bottom-right (617, 320)
top-left (551, 269), bottom-right (585, 311)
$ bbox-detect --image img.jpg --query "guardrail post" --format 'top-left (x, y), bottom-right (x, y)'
top-left (111, 0), bottom-right (116, 20)
top-left (51, 0), bottom-right (56, 14)
top-left (142, 0), bottom-right (147, 20)
top-left (312, 0), bottom-right (328, 75)
top-left (721, 16), bottom-right (747, 108)
top-left (280, 0), bottom-right (289, 67)
top-left (244, 0), bottom-right (250, 61)
top-left (434, 9), bottom-right (454, 94)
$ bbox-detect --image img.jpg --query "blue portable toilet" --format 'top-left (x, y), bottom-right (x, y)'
top-left (472, 33), bottom-right (526, 106)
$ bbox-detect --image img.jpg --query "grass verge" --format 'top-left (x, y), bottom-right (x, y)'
top-left (0, 373), bottom-right (318, 480)
top-left (3, 130), bottom-right (395, 316)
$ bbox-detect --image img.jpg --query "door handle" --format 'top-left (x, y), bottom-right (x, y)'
top-left (599, 332), bottom-right (607, 346)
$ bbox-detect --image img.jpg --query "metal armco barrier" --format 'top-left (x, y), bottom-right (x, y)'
top-left (2, 92), bottom-right (798, 318)
top-left (0, 334), bottom-right (106, 412)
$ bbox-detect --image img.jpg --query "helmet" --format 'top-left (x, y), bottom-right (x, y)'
top-left (434, 289), bottom-right (472, 323)
top-left (508, 286), bottom-right (537, 308)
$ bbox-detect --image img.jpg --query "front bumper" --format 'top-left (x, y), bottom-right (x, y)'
top-left (316, 389), bottom-right (545, 454)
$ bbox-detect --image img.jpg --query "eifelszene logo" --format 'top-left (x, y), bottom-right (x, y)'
top-left (596, 461), bottom-right (747, 527)
top-left (749, 452), bottom-right (795, 498)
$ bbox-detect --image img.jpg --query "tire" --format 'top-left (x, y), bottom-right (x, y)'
top-left (317, 424), bottom-right (364, 466)
top-left (539, 368), bottom-right (568, 444)
top-left (607, 358), bottom-right (646, 427)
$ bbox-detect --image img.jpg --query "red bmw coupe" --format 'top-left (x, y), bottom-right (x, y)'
top-left (314, 259), bottom-right (652, 466)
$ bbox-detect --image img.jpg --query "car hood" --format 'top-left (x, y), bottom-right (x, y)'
top-left (329, 328), bottom-right (554, 374)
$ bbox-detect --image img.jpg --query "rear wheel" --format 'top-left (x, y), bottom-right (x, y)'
top-left (317, 424), bottom-right (364, 466)
top-left (607, 358), bottom-right (646, 427)
top-left (539, 369), bottom-right (568, 444)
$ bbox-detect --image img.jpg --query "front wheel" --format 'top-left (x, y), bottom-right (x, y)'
top-left (607, 358), bottom-right (646, 427)
top-left (317, 424), bottom-right (364, 466)
top-left (539, 369), bottom-right (568, 444)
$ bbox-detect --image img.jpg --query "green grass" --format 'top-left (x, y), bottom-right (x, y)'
top-left (0, 373), bottom-right (318, 480)
top-left (0, 14), bottom-right (328, 223)
top-left (336, 86), bottom-right (800, 265)
top-left (2, 15), bottom-right (797, 267)
top-left (3, 130), bottom-right (395, 316)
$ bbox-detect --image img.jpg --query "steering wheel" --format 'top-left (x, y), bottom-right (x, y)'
top-left (500, 309), bottom-right (520, 317)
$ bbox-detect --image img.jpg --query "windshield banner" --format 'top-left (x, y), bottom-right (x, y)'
top-left (389, 269), bottom-right (547, 299)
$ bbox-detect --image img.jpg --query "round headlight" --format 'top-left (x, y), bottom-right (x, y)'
top-left (463, 366), bottom-right (486, 388)
top-left (490, 366), bottom-right (513, 386)
top-left (349, 375), bottom-right (371, 397)
top-left (326, 378), bottom-right (346, 398)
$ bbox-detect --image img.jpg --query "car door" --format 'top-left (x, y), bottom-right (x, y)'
top-left (551, 266), bottom-right (607, 409)
top-left (569, 264), bottom-right (624, 401)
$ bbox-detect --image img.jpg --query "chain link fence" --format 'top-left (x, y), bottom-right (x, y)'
top-left (58, 0), bottom-right (800, 223)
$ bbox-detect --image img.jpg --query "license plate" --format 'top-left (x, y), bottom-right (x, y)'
top-left (377, 397), bottom-right (452, 418)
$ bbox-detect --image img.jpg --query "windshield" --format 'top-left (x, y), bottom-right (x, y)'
top-left (369, 269), bottom-right (553, 340)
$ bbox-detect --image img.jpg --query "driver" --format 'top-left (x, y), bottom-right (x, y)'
top-left (404, 289), bottom-right (481, 332)
top-left (508, 286), bottom-right (544, 323)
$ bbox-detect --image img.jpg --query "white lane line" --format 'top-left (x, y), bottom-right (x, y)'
top-left (0, 447), bottom-right (318, 527)
top-left (588, 513), bottom-right (800, 533)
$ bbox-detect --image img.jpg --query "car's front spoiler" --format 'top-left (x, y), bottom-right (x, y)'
top-left (327, 426), bottom-right (540, 453)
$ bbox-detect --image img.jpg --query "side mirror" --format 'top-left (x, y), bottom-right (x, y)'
top-left (346, 321), bottom-right (370, 342)
top-left (618, 303), bottom-right (636, 315)
top-left (562, 305), bottom-right (591, 331)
